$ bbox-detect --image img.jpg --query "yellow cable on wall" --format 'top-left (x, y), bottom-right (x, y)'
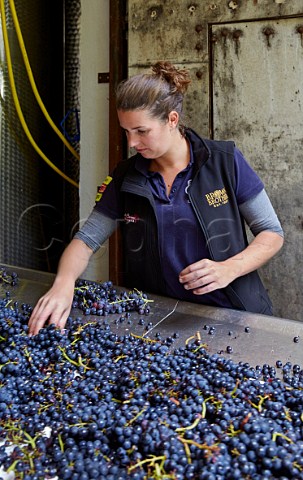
top-left (9, 0), bottom-right (80, 161)
top-left (0, 0), bottom-right (79, 188)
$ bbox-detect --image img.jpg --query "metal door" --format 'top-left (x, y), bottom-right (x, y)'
top-left (211, 18), bottom-right (303, 320)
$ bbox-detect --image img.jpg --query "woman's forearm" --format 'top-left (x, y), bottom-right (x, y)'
top-left (54, 238), bottom-right (94, 286)
top-left (223, 231), bottom-right (284, 280)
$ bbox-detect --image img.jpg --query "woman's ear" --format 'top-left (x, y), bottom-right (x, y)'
top-left (168, 111), bottom-right (179, 128)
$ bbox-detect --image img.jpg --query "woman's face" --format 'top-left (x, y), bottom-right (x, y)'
top-left (117, 109), bottom-right (178, 160)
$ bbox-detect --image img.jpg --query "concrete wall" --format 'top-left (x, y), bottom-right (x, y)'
top-left (79, 0), bottom-right (109, 281)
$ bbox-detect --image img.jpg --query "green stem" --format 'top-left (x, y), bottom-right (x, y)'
top-left (176, 415), bottom-right (201, 432)
top-left (130, 333), bottom-right (157, 343)
top-left (58, 433), bottom-right (64, 452)
top-left (58, 347), bottom-right (80, 367)
top-left (126, 406), bottom-right (147, 426)
top-left (272, 432), bottom-right (293, 443)
top-left (128, 455), bottom-right (166, 473)
top-left (6, 459), bottom-right (19, 473)
top-left (23, 431), bottom-right (37, 449)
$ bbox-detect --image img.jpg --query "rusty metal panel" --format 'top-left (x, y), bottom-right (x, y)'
top-left (211, 18), bottom-right (303, 321)
top-left (128, 0), bottom-right (303, 138)
top-left (129, 3), bottom-right (208, 64)
top-left (129, 1), bottom-right (303, 64)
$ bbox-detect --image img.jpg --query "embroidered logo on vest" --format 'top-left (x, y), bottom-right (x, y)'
top-left (124, 213), bottom-right (140, 223)
top-left (205, 188), bottom-right (229, 208)
top-left (95, 176), bottom-right (112, 202)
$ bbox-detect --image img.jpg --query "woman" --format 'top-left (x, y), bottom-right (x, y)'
top-left (29, 61), bottom-right (284, 335)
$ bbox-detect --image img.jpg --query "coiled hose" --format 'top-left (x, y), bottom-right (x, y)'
top-left (0, 0), bottom-right (79, 188)
top-left (9, 0), bottom-right (80, 161)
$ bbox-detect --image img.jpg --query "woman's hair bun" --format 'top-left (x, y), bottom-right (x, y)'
top-left (151, 61), bottom-right (191, 94)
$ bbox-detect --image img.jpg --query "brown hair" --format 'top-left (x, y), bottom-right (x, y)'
top-left (116, 61), bottom-right (191, 131)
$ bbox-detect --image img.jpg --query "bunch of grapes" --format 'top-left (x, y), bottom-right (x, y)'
top-left (72, 280), bottom-right (152, 317)
top-left (0, 266), bottom-right (18, 287)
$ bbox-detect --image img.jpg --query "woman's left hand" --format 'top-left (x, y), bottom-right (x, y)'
top-left (179, 258), bottom-right (235, 295)
top-left (179, 231), bottom-right (284, 295)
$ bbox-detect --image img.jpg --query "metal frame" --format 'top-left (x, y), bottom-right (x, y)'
top-left (108, 0), bottom-right (128, 285)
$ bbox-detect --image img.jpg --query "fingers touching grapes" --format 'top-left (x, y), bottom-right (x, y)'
top-left (28, 282), bottom-right (74, 336)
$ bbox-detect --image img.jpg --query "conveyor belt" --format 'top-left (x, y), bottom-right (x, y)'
top-left (1, 265), bottom-right (303, 371)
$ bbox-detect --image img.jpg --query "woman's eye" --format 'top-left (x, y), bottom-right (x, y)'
top-left (123, 128), bottom-right (149, 136)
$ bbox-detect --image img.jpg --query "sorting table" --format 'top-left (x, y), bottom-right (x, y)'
top-left (1, 264), bottom-right (303, 371)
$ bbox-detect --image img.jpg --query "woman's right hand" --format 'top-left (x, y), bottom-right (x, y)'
top-left (28, 279), bottom-right (75, 335)
top-left (28, 239), bottom-right (94, 335)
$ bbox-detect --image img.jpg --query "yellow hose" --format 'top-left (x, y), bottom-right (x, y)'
top-left (9, 0), bottom-right (80, 161)
top-left (0, 0), bottom-right (79, 188)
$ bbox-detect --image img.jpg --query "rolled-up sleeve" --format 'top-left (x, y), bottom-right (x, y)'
top-left (239, 189), bottom-right (284, 237)
top-left (74, 209), bottom-right (117, 253)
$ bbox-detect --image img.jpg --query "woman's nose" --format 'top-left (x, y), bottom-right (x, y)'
top-left (127, 132), bottom-right (138, 148)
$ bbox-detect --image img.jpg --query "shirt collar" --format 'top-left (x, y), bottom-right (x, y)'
top-left (134, 139), bottom-right (194, 177)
